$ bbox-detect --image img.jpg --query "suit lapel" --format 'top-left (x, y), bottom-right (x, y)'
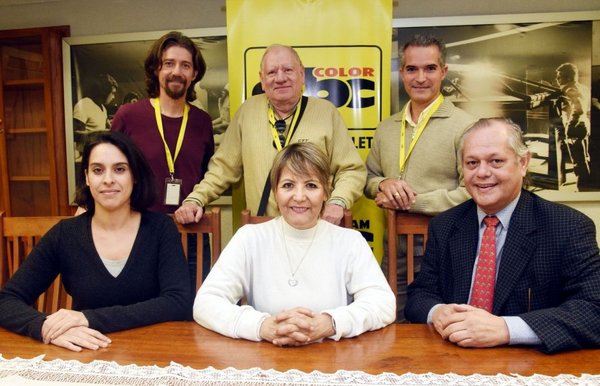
top-left (448, 204), bottom-right (479, 303)
top-left (492, 192), bottom-right (537, 314)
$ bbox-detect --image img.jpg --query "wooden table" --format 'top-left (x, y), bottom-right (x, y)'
top-left (1, 322), bottom-right (598, 376)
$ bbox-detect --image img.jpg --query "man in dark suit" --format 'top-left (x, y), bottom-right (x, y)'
top-left (405, 117), bottom-right (600, 353)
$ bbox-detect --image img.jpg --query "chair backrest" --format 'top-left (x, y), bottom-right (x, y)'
top-left (240, 208), bottom-right (354, 228)
top-left (0, 212), bottom-right (73, 314)
top-left (386, 210), bottom-right (431, 293)
top-left (171, 207), bottom-right (221, 291)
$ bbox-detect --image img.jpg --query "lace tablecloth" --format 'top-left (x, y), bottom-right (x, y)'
top-left (1, 354), bottom-right (598, 386)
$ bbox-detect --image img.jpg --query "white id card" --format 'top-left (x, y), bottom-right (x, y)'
top-left (164, 178), bottom-right (182, 206)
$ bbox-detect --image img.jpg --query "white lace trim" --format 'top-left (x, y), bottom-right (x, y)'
top-left (1, 354), bottom-right (598, 385)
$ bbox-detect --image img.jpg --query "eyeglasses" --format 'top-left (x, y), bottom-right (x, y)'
top-left (274, 119), bottom-right (286, 147)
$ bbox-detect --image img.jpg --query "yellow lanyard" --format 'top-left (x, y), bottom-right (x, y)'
top-left (268, 103), bottom-right (302, 151)
top-left (152, 98), bottom-right (189, 176)
top-left (399, 95), bottom-right (444, 173)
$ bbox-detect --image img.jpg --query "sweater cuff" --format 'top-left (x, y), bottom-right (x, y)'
top-left (322, 309), bottom-right (344, 341)
top-left (30, 317), bottom-right (46, 342)
top-left (182, 197), bottom-right (204, 208)
top-left (326, 197), bottom-right (347, 209)
top-left (365, 177), bottom-right (385, 198)
top-left (233, 308), bottom-right (270, 342)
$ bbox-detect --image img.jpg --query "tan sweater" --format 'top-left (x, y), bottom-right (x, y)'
top-left (184, 94), bottom-right (366, 216)
top-left (365, 98), bottom-right (475, 216)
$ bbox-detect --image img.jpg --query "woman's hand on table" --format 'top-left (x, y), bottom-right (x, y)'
top-left (42, 308), bottom-right (90, 344)
top-left (260, 307), bottom-right (335, 346)
top-left (50, 326), bottom-right (111, 352)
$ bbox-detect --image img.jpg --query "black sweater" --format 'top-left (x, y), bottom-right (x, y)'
top-left (0, 211), bottom-right (192, 341)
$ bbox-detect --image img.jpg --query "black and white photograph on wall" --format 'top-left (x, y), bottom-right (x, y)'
top-left (64, 31), bottom-right (228, 200)
top-left (393, 20), bottom-right (599, 195)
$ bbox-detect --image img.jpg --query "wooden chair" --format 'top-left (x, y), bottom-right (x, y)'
top-left (171, 207), bottom-right (221, 291)
top-left (386, 210), bottom-right (431, 294)
top-left (0, 212), bottom-right (73, 314)
top-left (240, 208), bottom-right (354, 228)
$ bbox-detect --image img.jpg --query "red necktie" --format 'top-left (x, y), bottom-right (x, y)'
top-left (470, 216), bottom-right (500, 312)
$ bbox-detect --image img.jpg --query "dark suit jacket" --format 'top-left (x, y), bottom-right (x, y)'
top-left (405, 190), bottom-right (600, 353)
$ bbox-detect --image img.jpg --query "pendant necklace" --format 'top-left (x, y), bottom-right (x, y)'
top-left (281, 220), bottom-right (318, 287)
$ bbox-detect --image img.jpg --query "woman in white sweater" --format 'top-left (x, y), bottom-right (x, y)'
top-left (194, 143), bottom-right (395, 346)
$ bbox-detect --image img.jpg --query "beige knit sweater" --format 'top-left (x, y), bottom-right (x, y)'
top-left (184, 94), bottom-right (366, 216)
top-left (365, 98), bottom-right (475, 216)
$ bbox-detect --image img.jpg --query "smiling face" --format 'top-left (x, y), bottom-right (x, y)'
top-left (157, 45), bottom-right (198, 100)
top-left (275, 166), bottom-right (327, 230)
top-left (462, 122), bottom-right (530, 215)
top-left (85, 143), bottom-right (133, 213)
top-left (259, 46), bottom-right (305, 109)
top-left (400, 45), bottom-right (447, 113)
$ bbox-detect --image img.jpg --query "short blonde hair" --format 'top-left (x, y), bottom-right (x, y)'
top-left (270, 143), bottom-right (332, 199)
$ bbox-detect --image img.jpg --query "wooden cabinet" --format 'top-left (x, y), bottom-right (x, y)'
top-left (0, 26), bottom-right (70, 216)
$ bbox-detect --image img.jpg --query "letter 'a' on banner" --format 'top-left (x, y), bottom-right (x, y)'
top-left (227, 0), bottom-right (392, 262)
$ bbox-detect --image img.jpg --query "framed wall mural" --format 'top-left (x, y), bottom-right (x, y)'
top-left (392, 11), bottom-right (600, 201)
top-left (62, 28), bottom-right (228, 202)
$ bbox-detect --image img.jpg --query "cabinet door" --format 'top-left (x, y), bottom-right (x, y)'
top-left (0, 31), bottom-right (58, 215)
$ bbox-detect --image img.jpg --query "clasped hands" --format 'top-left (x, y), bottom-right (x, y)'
top-left (431, 304), bottom-right (509, 348)
top-left (375, 178), bottom-right (416, 210)
top-left (41, 309), bottom-right (111, 352)
top-left (259, 307), bottom-right (335, 347)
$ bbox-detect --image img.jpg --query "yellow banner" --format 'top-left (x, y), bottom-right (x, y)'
top-left (227, 0), bottom-right (391, 261)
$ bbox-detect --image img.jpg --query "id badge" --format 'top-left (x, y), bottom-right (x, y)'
top-left (164, 178), bottom-right (182, 206)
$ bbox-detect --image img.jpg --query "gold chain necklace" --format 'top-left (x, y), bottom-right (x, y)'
top-left (281, 219), bottom-right (318, 287)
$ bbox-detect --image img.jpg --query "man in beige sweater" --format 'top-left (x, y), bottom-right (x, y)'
top-left (365, 34), bottom-right (474, 216)
top-left (175, 44), bottom-right (365, 225)
top-left (365, 34), bottom-right (475, 320)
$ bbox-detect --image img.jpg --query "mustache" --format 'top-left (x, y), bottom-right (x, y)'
top-left (167, 75), bottom-right (186, 83)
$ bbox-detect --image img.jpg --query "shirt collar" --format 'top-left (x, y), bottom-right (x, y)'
top-left (405, 94), bottom-right (443, 127)
top-left (476, 193), bottom-right (521, 230)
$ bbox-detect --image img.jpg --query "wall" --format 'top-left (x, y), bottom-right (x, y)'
top-left (1, 0), bottom-right (598, 36)
top-left (1, 0), bottom-right (599, 241)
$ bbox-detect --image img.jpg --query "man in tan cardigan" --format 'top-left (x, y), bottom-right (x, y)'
top-left (365, 34), bottom-right (474, 216)
top-left (175, 44), bottom-right (365, 225)
top-left (365, 34), bottom-right (475, 320)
